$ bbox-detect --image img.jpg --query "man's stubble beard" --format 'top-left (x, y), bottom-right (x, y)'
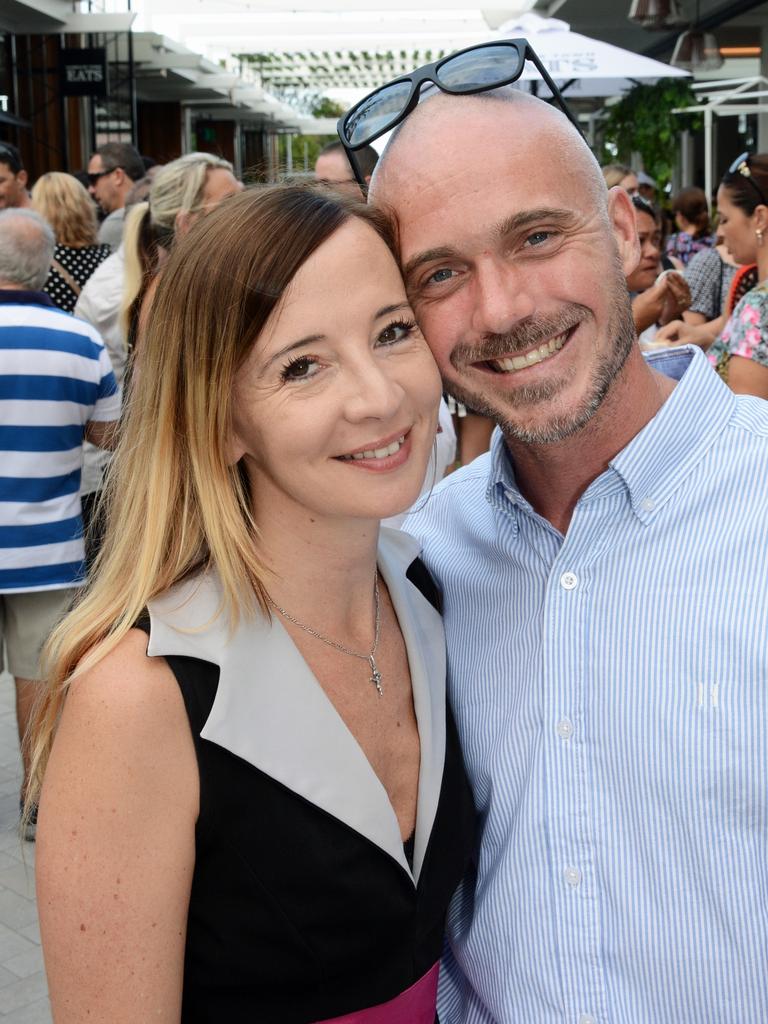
top-left (444, 274), bottom-right (636, 447)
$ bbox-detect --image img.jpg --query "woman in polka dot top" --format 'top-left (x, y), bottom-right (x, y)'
top-left (31, 173), bottom-right (111, 313)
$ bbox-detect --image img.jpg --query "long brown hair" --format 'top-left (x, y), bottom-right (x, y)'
top-left (29, 184), bottom-right (398, 801)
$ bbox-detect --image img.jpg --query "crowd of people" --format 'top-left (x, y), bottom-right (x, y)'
top-left (1, 42), bottom-right (767, 1022)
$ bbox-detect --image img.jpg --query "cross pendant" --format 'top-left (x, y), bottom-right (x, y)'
top-left (369, 655), bottom-right (383, 697)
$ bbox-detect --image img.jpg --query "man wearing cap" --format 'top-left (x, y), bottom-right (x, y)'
top-left (348, 53), bottom-right (768, 1023)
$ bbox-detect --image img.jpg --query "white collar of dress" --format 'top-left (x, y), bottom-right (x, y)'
top-left (147, 528), bottom-right (445, 885)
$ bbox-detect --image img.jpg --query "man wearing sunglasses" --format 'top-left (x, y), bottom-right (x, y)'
top-left (0, 143), bottom-right (31, 211)
top-left (87, 142), bottom-right (144, 248)
top-left (342, 40), bottom-right (768, 1024)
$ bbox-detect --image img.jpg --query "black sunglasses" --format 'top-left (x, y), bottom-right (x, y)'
top-left (87, 167), bottom-right (119, 187)
top-left (725, 152), bottom-right (768, 208)
top-left (337, 38), bottom-right (583, 187)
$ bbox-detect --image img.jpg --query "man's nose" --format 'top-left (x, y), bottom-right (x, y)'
top-left (471, 256), bottom-right (536, 337)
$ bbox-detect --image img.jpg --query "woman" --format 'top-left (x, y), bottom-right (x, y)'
top-left (31, 172), bottom-right (110, 312)
top-left (602, 162), bottom-right (639, 195)
top-left (32, 186), bottom-right (475, 1023)
top-left (627, 196), bottom-right (690, 342)
top-left (707, 153), bottom-right (768, 398)
top-left (666, 186), bottom-right (714, 266)
top-left (121, 151), bottom-right (242, 351)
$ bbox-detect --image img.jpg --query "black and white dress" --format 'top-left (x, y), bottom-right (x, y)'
top-left (141, 529), bottom-right (475, 1023)
top-left (43, 243), bottom-right (111, 313)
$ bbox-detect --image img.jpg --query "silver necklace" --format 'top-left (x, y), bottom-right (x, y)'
top-left (268, 571), bottom-right (383, 697)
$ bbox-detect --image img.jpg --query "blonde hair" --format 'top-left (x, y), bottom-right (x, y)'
top-left (28, 185), bottom-right (398, 804)
top-left (601, 163), bottom-right (635, 189)
top-left (31, 172), bottom-right (98, 247)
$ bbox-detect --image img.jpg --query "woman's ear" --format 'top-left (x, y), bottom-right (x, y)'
top-left (175, 209), bottom-right (192, 239)
top-left (225, 431), bottom-right (246, 466)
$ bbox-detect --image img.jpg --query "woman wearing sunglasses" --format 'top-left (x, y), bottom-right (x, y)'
top-left (706, 153), bottom-right (768, 398)
top-left (31, 186), bottom-right (474, 1023)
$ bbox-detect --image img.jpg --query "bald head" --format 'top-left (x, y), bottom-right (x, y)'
top-left (371, 89), bottom-right (605, 215)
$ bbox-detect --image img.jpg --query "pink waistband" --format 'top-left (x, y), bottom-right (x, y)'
top-left (312, 962), bottom-right (439, 1024)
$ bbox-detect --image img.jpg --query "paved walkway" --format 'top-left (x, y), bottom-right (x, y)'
top-left (0, 672), bottom-right (50, 1023)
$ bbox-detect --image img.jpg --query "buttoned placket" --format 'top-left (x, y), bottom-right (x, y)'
top-left (521, 485), bottom-right (628, 1024)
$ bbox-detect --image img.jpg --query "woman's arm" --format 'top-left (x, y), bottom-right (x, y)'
top-left (724, 355), bottom-right (768, 399)
top-left (37, 629), bottom-right (199, 1024)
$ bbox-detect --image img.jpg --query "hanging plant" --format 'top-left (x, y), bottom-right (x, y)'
top-left (600, 77), bottom-right (703, 192)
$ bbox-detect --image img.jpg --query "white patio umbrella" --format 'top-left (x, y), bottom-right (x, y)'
top-left (500, 12), bottom-right (690, 99)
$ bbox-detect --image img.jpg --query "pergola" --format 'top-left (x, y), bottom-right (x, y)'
top-left (675, 76), bottom-right (768, 200)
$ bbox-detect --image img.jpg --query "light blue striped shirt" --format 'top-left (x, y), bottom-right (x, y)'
top-left (407, 347), bottom-right (768, 1024)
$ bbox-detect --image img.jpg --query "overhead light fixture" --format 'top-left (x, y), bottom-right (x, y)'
top-left (670, 29), bottom-right (724, 70)
top-left (627, 0), bottom-right (688, 29)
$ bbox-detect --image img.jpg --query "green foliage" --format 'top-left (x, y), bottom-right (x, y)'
top-left (600, 78), bottom-right (702, 192)
top-left (309, 96), bottom-right (345, 118)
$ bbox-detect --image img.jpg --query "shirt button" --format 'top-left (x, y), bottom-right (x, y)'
top-left (641, 497), bottom-right (655, 512)
top-left (560, 571), bottom-right (578, 590)
top-left (556, 718), bottom-right (574, 740)
top-left (564, 865), bottom-right (582, 888)
top-left (578, 1016), bottom-right (596, 1024)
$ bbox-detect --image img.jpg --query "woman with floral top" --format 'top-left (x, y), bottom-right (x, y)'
top-left (707, 153), bottom-right (768, 399)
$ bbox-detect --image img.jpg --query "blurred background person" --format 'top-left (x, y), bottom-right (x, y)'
top-left (602, 162), bottom-right (639, 195)
top-left (0, 208), bottom-right (119, 839)
top-left (666, 186), bottom-right (715, 266)
top-left (681, 238), bottom-right (740, 336)
top-left (706, 153), bottom-right (768, 398)
top-left (627, 195), bottom-right (690, 343)
top-left (0, 142), bottom-right (31, 210)
top-left (315, 139), bottom-right (378, 196)
top-left (87, 142), bottom-right (145, 249)
top-left (120, 151), bottom-right (242, 352)
top-left (637, 171), bottom-right (657, 205)
top-left (31, 172), bottom-right (111, 313)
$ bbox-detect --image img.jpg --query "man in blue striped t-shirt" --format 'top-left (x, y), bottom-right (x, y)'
top-left (371, 87), bottom-right (768, 1022)
top-left (0, 209), bottom-right (120, 836)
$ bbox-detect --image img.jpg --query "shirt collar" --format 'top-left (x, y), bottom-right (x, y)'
top-left (0, 289), bottom-right (54, 307)
top-left (486, 345), bottom-right (735, 526)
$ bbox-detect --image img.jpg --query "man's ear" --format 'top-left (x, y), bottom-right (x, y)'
top-left (17, 169), bottom-right (28, 190)
top-left (608, 185), bottom-right (640, 279)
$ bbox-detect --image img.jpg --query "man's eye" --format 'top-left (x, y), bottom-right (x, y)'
top-left (525, 230), bottom-right (553, 247)
top-left (428, 268), bottom-right (456, 284)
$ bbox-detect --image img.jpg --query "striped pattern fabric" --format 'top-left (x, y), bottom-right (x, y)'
top-left (407, 346), bottom-right (768, 1024)
top-left (0, 297), bottom-right (120, 592)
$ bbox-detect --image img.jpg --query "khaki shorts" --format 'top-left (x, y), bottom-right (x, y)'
top-left (0, 589), bottom-right (76, 681)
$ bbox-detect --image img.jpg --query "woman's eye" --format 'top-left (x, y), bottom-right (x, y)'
top-left (281, 356), bottom-right (320, 382)
top-left (378, 319), bottom-right (416, 346)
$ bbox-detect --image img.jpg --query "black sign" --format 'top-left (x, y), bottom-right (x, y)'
top-left (59, 48), bottom-right (107, 97)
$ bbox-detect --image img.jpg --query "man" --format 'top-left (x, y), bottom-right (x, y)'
top-left (369, 89), bottom-right (768, 1021)
top-left (87, 141), bottom-right (144, 248)
top-left (0, 209), bottom-right (120, 837)
top-left (315, 140), bottom-right (378, 196)
top-left (0, 142), bottom-right (31, 210)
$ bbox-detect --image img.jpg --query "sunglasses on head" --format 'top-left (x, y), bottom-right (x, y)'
top-left (725, 152), bottom-right (768, 208)
top-left (87, 167), bottom-right (119, 187)
top-left (337, 38), bottom-right (583, 188)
